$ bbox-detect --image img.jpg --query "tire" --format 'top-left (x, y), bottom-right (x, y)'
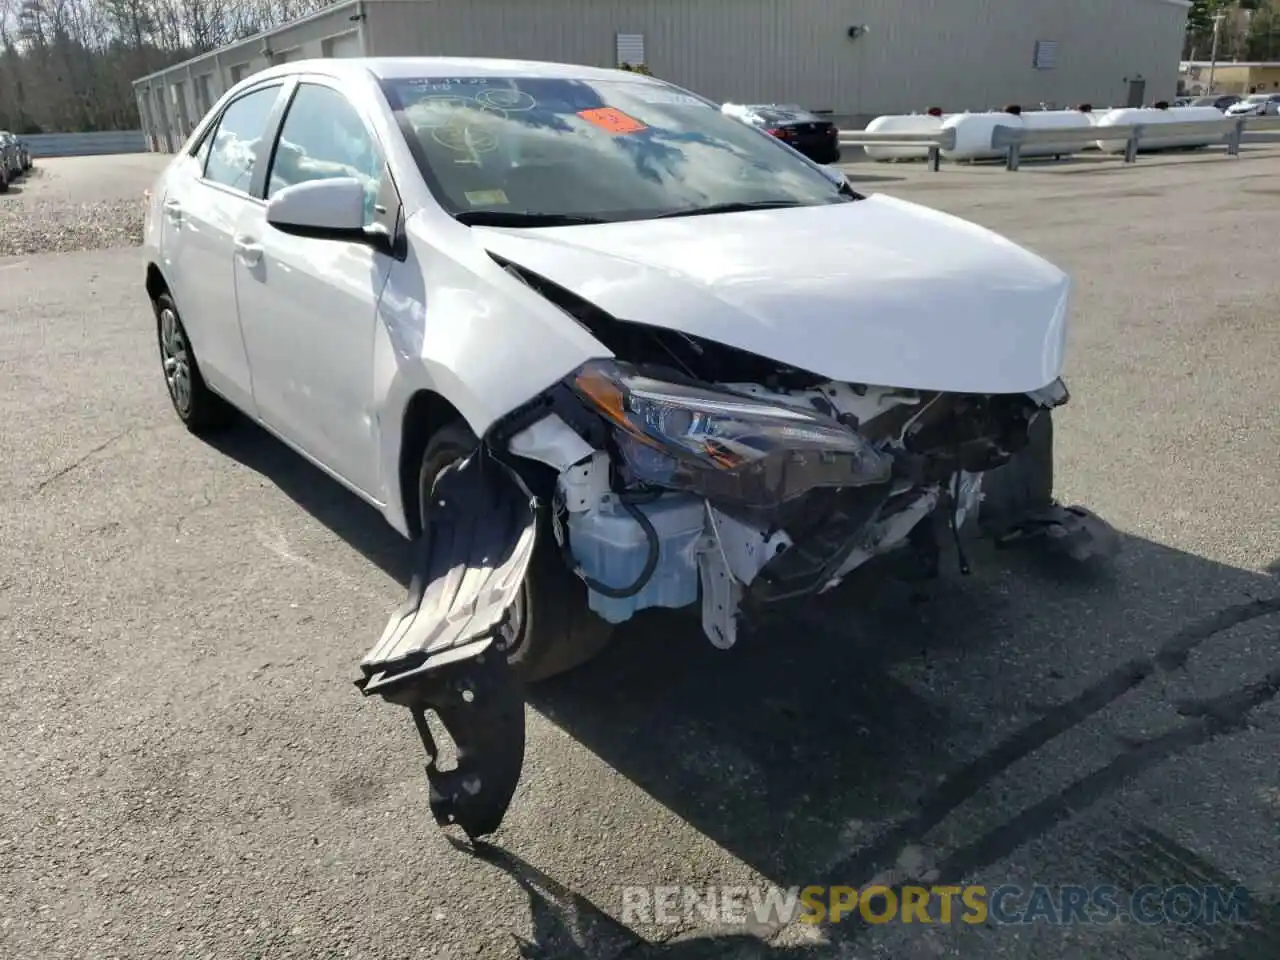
top-left (418, 421), bottom-right (614, 683)
top-left (978, 411), bottom-right (1054, 532)
top-left (153, 291), bottom-right (235, 434)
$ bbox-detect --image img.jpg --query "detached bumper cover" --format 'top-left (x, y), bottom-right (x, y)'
top-left (355, 447), bottom-right (534, 838)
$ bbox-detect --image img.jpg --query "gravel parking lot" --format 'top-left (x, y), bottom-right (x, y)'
top-left (0, 154), bottom-right (171, 256)
top-left (1, 148), bottom-right (1278, 960)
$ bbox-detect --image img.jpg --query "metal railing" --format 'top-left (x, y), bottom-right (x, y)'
top-left (837, 128), bottom-right (957, 172)
top-left (994, 117), bottom-right (1254, 170)
top-left (839, 115), bottom-right (1280, 172)
top-left (21, 130), bottom-right (147, 158)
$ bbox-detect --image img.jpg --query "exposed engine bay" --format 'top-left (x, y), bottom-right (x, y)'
top-left (492, 259), bottom-right (1068, 648)
top-left (353, 260), bottom-right (1111, 842)
top-left (505, 368), bottom-right (1046, 650)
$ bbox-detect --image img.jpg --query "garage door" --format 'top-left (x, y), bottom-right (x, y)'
top-left (322, 32), bottom-right (362, 58)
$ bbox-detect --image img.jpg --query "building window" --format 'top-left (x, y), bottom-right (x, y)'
top-left (229, 63), bottom-right (248, 85)
top-left (1033, 40), bottom-right (1059, 71)
top-left (616, 32), bottom-right (645, 69)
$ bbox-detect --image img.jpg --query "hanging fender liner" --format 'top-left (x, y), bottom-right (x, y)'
top-left (355, 444), bottom-right (537, 839)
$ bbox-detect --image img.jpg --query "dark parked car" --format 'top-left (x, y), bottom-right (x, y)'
top-left (721, 102), bottom-right (841, 164)
top-left (0, 131), bottom-right (24, 184)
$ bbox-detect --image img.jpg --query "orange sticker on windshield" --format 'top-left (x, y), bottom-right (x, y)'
top-left (578, 107), bottom-right (647, 134)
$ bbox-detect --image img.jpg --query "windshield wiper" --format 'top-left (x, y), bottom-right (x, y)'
top-left (454, 211), bottom-right (609, 227)
top-left (650, 200), bottom-right (811, 219)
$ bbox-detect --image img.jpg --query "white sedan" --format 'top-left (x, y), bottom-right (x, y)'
top-left (144, 56), bottom-right (1113, 838)
top-left (1224, 93), bottom-right (1280, 117)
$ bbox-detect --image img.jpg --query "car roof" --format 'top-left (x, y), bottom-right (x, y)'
top-left (250, 56), bottom-right (653, 85)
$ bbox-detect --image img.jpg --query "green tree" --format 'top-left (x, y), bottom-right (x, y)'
top-left (1185, 0), bottom-right (1270, 58)
top-left (1187, 0), bottom-right (1219, 33)
top-left (1245, 3), bottom-right (1280, 59)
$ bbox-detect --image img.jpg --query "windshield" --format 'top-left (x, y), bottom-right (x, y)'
top-left (380, 76), bottom-right (848, 223)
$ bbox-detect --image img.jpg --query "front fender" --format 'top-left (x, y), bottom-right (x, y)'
top-left (371, 235), bottom-right (606, 534)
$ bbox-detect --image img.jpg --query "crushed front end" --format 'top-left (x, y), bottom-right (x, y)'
top-left (354, 320), bottom-right (1116, 839)
top-left (522, 358), bottom-right (1069, 649)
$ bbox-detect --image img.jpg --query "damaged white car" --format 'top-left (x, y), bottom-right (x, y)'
top-left (143, 57), bottom-right (1117, 839)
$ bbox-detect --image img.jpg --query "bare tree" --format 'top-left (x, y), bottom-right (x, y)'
top-left (0, 0), bottom-right (335, 131)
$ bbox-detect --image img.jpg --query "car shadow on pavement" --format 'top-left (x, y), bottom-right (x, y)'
top-left (208, 422), bottom-right (1280, 958)
top-left (522, 539), bottom-right (1280, 957)
top-left (454, 838), bottom-right (848, 959)
top-left (208, 419), bottom-right (417, 585)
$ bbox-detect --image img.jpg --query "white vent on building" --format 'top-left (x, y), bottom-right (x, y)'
top-left (616, 32), bottom-right (646, 67)
top-left (1033, 40), bottom-right (1059, 70)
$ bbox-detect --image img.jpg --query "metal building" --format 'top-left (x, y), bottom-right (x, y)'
top-left (133, 0), bottom-right (1190, 152)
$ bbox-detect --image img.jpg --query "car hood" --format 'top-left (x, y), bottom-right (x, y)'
top-left (473, 195), bottom-right (1070, 394)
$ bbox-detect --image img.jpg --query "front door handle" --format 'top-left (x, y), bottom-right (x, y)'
top-left (163, 199), bottom-right (183, 222)
top-left (234, 235), bottom-right (263, 265)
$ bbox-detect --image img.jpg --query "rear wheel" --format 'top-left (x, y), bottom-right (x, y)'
top-left (418, 421), bottom-right (614, 683)
top-left (154, 292), bottom-right (235, 434)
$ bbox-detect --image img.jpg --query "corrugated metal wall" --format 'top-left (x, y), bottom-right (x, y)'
top-left (363, 0), bottom-right (1187, 116)
top-left (364, 0), bottom-right (863, 112)
top-left (131, 0), bottom-right (1188, 150)
top-left (846, 0), bottom-right (1187, 112)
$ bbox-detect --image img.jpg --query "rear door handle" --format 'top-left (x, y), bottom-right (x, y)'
top-left (234, 235), bottom-right (263, 265)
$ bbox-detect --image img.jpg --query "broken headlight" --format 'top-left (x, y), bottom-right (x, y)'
top-left (568, 360), bottom-right (892, 508)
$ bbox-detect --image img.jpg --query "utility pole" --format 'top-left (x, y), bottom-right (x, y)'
top-left (1208, 11), bottom-right (1226, 93)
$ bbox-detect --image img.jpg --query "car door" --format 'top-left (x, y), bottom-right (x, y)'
top-left (232, 79), bottom-right (393, 498)
top-left (160, 81), bottom-right (288, 415)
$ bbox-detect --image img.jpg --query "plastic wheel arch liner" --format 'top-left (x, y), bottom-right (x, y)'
top-left (355, 444), bottom-right (536, 839)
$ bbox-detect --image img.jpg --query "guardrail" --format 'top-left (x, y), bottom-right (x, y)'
top-left (837, 128), bottom-right (957, 172)
top-left (994, 117), bottom-right (1243, 171)
top-left (22, 130), bottom-right (147, 158)
top-left (839, 115), bottom-right (1280, 172)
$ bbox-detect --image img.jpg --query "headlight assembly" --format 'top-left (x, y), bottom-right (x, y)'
top-left (568, 360), bottom-right (892, 508)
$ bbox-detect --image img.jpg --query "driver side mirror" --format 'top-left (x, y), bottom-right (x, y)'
top-left (266, 176), bottom-right (374, 242)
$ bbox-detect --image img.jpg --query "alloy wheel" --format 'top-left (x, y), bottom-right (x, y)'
top-left (158, 307), bottom-right (193, 416)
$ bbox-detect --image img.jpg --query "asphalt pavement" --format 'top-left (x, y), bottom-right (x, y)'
top-left (1, 149), bottom-right (1278, 960)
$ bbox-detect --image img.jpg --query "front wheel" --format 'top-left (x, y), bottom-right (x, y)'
top-left (418, 421), bottom-right (614, 683)
top-left (978, 411), bottom-right (1054, 533)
